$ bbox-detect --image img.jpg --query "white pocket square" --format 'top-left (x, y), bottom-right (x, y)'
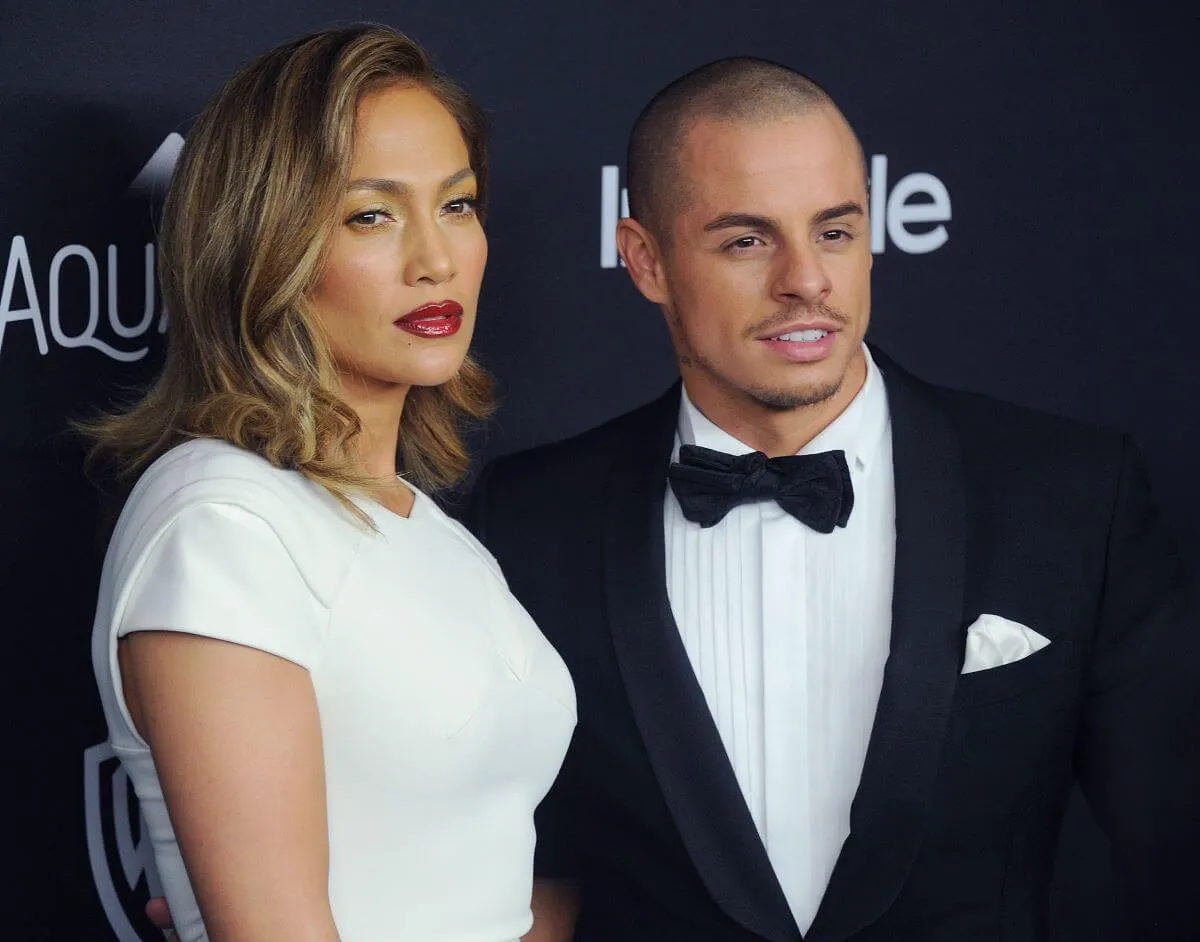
top-left (961, 614), bottom-right (1050, 674)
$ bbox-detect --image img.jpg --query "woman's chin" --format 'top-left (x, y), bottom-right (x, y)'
top-left (337, 361), bottom-right (465, 394)
top-left (380, 347), bottom-right (470, 389)
top-left (401, 362), bottom-right (469, 389)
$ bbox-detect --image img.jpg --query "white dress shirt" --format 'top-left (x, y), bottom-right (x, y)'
top-left (664, 345), bottom-right (895, 933)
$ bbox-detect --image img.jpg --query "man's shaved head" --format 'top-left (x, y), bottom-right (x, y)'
top-left (616, 56), bottom-right (875, 451)
top-left (626, 57), bottom-right (862, 237)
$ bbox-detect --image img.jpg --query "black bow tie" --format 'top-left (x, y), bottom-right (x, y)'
top-left (667, 444), bottom-right (854, 532)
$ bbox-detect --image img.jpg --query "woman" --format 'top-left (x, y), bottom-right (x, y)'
top-left (86, 24), bottom-right (575, 942)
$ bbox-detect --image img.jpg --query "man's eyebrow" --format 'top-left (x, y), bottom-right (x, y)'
top-left (345, 167), bottom-right (476, 196)
top-left (702, 212), bottom-right (781, 234)
top-left (813, 201), bottom-right (865, 224)
top-left (701, 202), bottom-right (865, 234)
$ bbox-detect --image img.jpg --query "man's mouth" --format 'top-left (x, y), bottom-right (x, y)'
top-left (759, 324), bottom-right (840, 363)
top-left (770, 328), bottom-right (830, 343)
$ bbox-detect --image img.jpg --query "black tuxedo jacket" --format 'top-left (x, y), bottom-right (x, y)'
top-left (470, 351), bottom-right (1200, 942)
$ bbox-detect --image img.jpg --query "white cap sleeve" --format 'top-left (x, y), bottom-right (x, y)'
top-left (117, 502), bottom-right (327, 669)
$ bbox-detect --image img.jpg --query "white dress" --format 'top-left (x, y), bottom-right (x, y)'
top-left (90, 439), bottom-right (577, 942)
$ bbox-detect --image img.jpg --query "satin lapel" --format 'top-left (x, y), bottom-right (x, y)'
top-left (603, 383), bottom-right (800, 942)
top-left (806, 351), bottom-right (967, 942)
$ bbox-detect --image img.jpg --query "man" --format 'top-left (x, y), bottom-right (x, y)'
top-left (470, 59), bottom-right (1200, 940)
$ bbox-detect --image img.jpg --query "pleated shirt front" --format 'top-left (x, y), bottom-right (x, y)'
top-left (664, 346), bottom-right (895, 933)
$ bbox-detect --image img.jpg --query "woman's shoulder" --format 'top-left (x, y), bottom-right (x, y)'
top-left (122, 439), bottom-right (337, 537)
top-left (109, 439), bottom-right (366, 608)
top-left (136, 437), bottom-right (296, 492)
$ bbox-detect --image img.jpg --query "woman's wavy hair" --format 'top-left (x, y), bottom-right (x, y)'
top-left (80, 24), bottom-right (493, 512)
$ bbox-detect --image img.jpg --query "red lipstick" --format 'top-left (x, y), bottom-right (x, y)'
top-left (395, 300), bottom-right (464, 338)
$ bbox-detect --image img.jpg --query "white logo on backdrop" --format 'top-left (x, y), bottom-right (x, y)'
top-left (0, 237), bottom-right (165, 362)
top-left (599, 157), bottom-right (952, 268)
top-left (0, 134), bottom-right (183, 364)
top-left (84, 742), bottom-right (164, 942)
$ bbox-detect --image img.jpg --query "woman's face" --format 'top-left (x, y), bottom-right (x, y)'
top-left (310, 83), bottom-right (487, 395)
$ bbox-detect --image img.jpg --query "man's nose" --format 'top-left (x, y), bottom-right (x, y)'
top-left (773, 243), bottom-right (832, 305)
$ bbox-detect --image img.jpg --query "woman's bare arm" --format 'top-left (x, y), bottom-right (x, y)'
top-left (122, 630), bottom-right (339, 942)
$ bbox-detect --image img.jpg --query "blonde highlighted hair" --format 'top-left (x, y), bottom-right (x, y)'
top-left (80, 24), bottom-right (493, 510)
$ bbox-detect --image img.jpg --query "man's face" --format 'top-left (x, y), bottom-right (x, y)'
top-left (646, 106), bottom-right (872, 413)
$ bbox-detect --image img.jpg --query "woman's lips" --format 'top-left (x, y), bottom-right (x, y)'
top-left (395, 300), bottom-right (464, 338)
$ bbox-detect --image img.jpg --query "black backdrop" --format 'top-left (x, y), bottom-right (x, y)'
top-left (1, 2), bottom-right (1196, 938)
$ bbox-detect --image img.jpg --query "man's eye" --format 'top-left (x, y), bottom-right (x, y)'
top-left (822, 229), bottom-right (850, 242)
top-left (727, 235), bottom-right (763, 250)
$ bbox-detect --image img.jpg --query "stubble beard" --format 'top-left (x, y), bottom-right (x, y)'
top-left (673, 301), bottom-right (851, 413)
top-left (685, 347), bottom-right (845, 412)
top-left (745, 374), bottom-right (844, 411)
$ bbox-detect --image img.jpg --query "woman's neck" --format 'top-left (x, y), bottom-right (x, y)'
top-left (338, 372), bottom-right (409, 480)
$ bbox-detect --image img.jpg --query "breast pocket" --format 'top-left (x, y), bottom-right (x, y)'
top-left (951, 639), bottom-right (1079, 710)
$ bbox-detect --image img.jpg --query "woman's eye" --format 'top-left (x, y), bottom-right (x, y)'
top-left (443, 196), bottom-right (478, 216)
top-left (348, 210), bottom-right (388, 227)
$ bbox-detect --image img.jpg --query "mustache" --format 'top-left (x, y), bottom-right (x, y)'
top-left (746, 301), bottom-right (849, 339)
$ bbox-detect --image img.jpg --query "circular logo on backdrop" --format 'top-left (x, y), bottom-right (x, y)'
top-left (84, 743), bottom-right (165, 941)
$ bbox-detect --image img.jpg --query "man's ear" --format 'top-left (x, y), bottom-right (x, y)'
top-left (616, 217), bottom-right (670, 305)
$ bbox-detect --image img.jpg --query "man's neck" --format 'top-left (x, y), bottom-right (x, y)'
top-left (683, 350), bottom-right (867, 457)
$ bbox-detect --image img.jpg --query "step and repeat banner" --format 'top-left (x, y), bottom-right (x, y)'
top-left (1, 1), bottom-right (1195, 939)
